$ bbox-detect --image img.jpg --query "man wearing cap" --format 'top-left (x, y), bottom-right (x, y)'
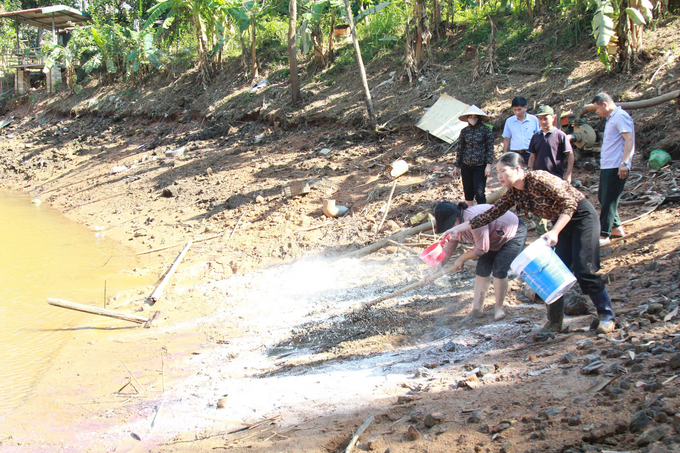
top-left (452, 105), bottom-right (494, 205)
top-left (592, 92), bottom-right (635, 247)
top-left (528, 104), bottom-right (574, 182)
top-left (502, 97), bottom-right (540, 165)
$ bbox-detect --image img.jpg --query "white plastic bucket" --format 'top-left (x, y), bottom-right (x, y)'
top-left (510, 239), bottom-right (577, 305)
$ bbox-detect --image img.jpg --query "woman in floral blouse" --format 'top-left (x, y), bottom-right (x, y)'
top-left (443, 152), bottom-right (616, 334)
top-left (452, 105), bottom-right (495, 206)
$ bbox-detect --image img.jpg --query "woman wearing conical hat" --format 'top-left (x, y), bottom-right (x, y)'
top-left (452, 105), bottom-right (494, 205)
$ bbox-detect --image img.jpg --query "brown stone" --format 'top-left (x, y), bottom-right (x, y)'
top-left (424, 412), bottom-right (443, 428)
top-left (406, 425), bottom-right (421, 441)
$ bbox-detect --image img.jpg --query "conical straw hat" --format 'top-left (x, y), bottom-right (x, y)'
top-left (458, 105), bottom-right (490, 122)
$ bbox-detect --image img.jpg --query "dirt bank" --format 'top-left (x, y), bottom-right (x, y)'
top-left (1, 20), bottom-right (680, 452)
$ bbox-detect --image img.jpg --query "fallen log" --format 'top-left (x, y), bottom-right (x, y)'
top-left (338, 221), bottom-right (434, 260)
top-left (48, 298), bottom-right (150, 324)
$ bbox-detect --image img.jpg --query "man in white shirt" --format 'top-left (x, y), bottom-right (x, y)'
top-left (502, 96), bottom-right (540, 164)
top-left (592, 92), bottom-right (635, 247)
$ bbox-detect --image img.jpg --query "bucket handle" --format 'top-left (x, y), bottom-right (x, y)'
top-left (521, 239), bottom-right (558, 276)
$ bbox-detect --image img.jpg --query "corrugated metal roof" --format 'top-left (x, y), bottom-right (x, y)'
top-left (0, 5), bottom-right (91, 31)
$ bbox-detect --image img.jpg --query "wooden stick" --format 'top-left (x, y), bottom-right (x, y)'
top-left (143, 310), bottom-right (162, 328)
top-left (377, 180), bottom-right (397, 233)
top-left (227, 414), bottom-right (281, 434)
top-left (338, 221), bottom-right (434, 261)
top-left (144, 241), bottom-right (192, 308)
top-left (48, 298), bottom-right (149, 324)
top-left (228, 212), bottom-right (246, 242)
top-left (121, 360), bottom-right (146, 394)
top-left (362, 264), bottom-right (458, 310)
top-left (117, 379), bottom-right (133, 394)
top-left (345, 415), bottom-right (374, 453)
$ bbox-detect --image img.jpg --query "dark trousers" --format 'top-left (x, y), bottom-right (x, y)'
top-left (512, 150), bottom-right (531, 165)
top-left (555, 199), bottom-right (605, 297)
top-left (598, 168), bottom-right (627, 238)
top-left (461, 163), bottom-right (487, 204)
top-left (476, 219), bottom-right (528, 279)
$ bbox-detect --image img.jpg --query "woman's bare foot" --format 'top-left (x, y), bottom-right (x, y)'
top-left (494, 308), bottom-right (506, 321)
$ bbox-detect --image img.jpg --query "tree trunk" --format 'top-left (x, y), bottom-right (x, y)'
top-left (617, 0), bottom-right (634, 72)
top-left (238, 32), bottom-right (248, 69)
top-left (415, 0), bottom-right (424, 69)
top-left (433, 0), bottom-right (442, 34)
top-left (327, 12), bottom-right (336, 64)
top-left (342, 0), bottom-right (378, 128)
top-left (251, 17), bottom-right (259, 78)
top-left (288, 0), bottom-right (301, 105)
top-left (195, 17), bottom-right (211, 84)
top-left (446, 0), bottom-right (453, 27)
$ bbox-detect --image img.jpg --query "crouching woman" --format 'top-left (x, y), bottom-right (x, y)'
top-left (432, 201), bottom-right (527, 320)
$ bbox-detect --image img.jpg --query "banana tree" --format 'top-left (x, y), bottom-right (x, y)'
top-left (300, 0), bottom-right (346, 66)
top-left (299, 0), bottom-right (391, 67)
top-left (242, 0), bottom-right (270, 78)
top-left (591, 0), bottom-right (654, 71)
top-left (211, 0), bottom-right (252, 69)
top-left (124, 29), bottom-right (172, 83)
top-left (42, 42), bottom-right (78, 92)
top-left (145, 0), bottom-right (218, 84)
top-left (288, 0), bottom-right (301, 104)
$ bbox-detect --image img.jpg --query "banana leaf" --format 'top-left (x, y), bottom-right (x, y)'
top-left (354, 2), bottom-right (392, 23)
top-left (592, 1), bottom-right (615, 48)
top-left (106, 57), bottom-right (117, 74)
top-left (640, 0), bottom-right (654, 21)
top-left (625, 7), bottom-right (646, 26)
top-left (147, 53), bottom-right (164, 69)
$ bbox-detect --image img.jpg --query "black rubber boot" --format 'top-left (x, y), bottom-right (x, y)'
top-left (590, 289), bottom-right (616, 334)
top-left (541, 297), bottom-right (564, 332)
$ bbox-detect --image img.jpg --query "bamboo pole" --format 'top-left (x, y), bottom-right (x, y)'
top-left (48, 298), bottom-right (149, 324)
top-left (486, 187), bottom-right (507, 204)
top-left (144, 241), bottom-right (192, 309)
top-left (339, 221), bottom-right (434, 261)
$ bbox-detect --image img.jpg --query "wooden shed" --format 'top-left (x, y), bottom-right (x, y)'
top-left (0, 5), bottom-right (91, 94)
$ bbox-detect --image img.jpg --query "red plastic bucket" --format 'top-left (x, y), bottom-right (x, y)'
top-left (420, 240), bottom-right (446, 267)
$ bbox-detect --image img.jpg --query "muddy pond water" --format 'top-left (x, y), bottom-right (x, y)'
top-left (0, 190), bottom-right (152, 417)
